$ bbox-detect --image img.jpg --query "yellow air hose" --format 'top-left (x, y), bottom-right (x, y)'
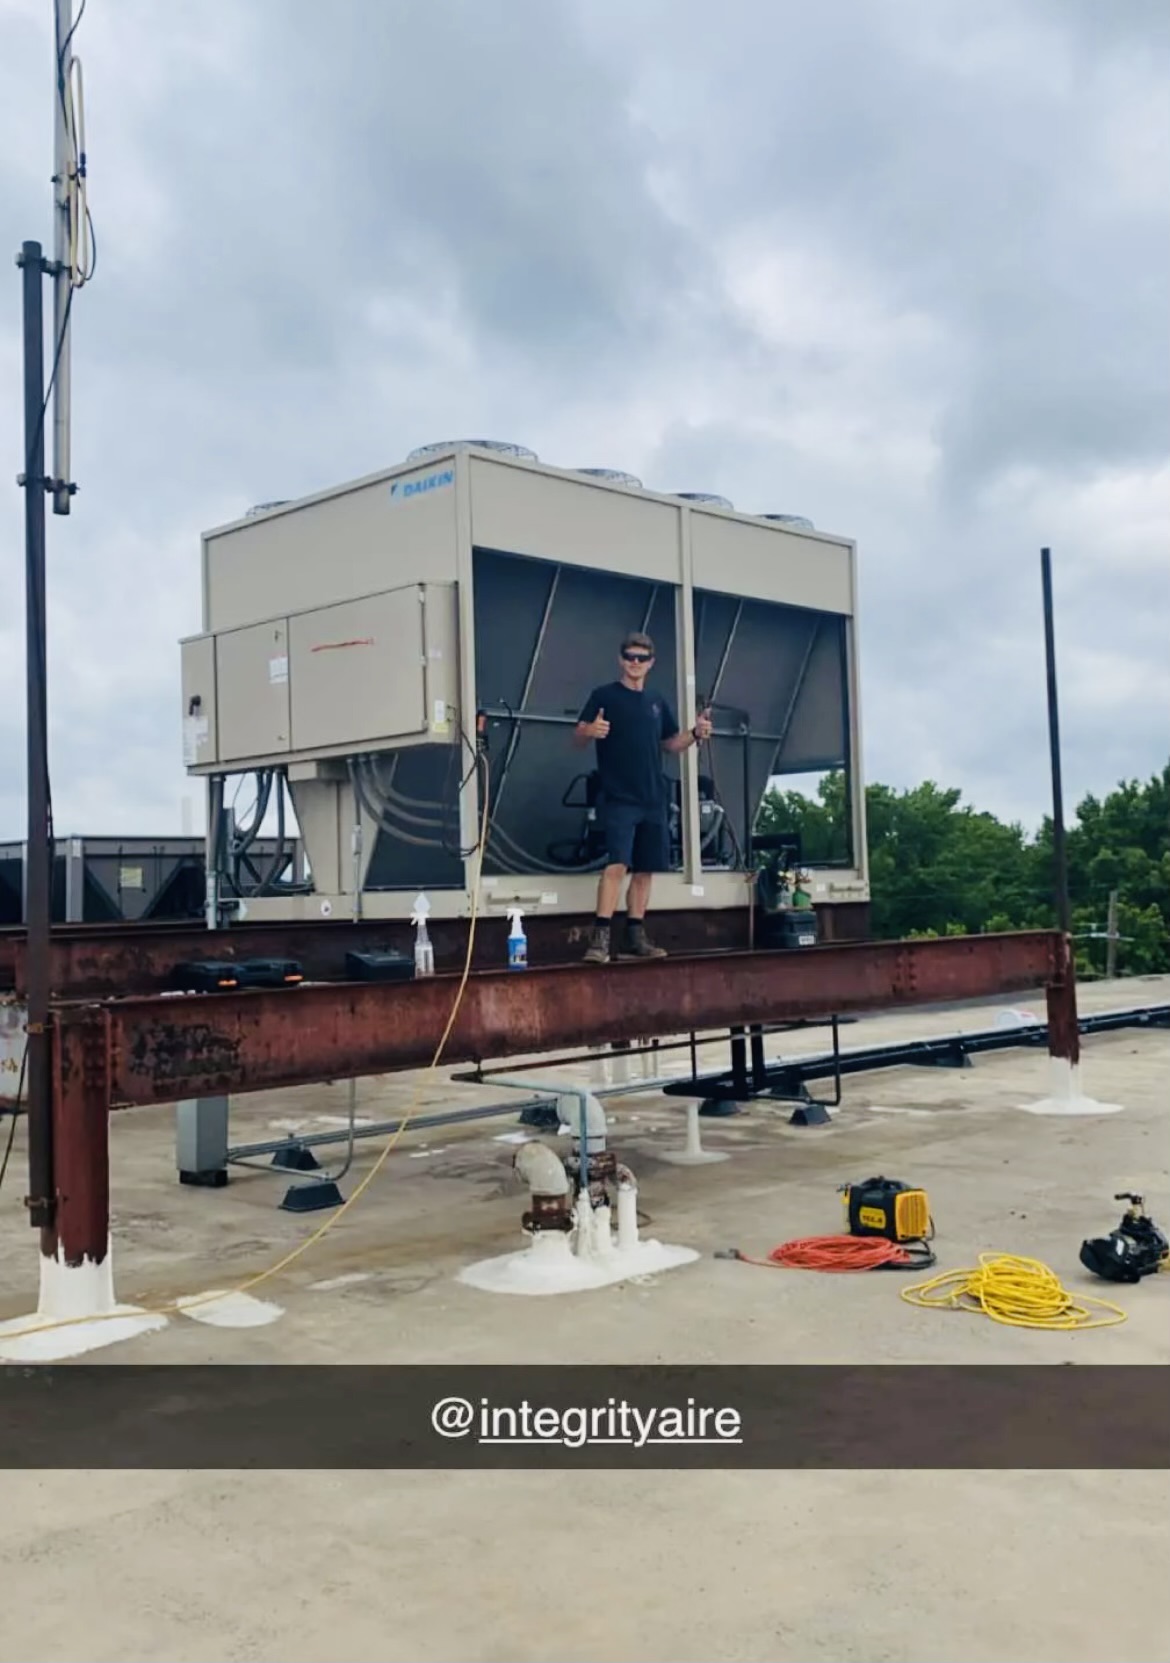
top-left (900, 1252), bottom-right (1128, 1330)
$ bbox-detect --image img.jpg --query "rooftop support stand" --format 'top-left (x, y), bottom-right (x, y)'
top-left (658, 1100), bottom-right (730, 1165)
top-left (176, 1096), bottom-right (230, 1188)
top-left (699, 1026), bottom-right (750, 1117)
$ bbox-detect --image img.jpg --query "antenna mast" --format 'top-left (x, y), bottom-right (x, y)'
top-left (51, 0), bottom-right (84, 515)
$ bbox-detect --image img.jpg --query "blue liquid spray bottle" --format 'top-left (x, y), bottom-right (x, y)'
top-left (507, 907), bottom-right (528, 970)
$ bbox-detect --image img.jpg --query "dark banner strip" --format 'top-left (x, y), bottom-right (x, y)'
top-left (1, 1365), bottom-right (1166, 1469)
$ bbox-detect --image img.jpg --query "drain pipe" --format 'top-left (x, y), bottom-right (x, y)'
top-left (514, 1141), bottom-right (573, 1235)
top-left (616, 1163), bottom-right (639, 1253)
top-left (482, 1078), bottom-right (606, 1199)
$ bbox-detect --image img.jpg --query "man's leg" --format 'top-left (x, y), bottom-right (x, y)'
top-left (617, 815), bottom-right (669, 958)
top-left (584, 807), bottom-right (635, 963)
top-left (597, 865), bottom-right (627, 919)
top-left (626, 870), bottom-right (654, 921)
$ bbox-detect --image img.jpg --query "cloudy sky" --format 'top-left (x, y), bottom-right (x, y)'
top-left (1, 0), bottom-right (1166, 842)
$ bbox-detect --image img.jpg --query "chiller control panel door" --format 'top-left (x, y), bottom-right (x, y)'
top-left (215, 619), bottom-right (291, 763)
top-left (288, 586), bottom-right (429, 754)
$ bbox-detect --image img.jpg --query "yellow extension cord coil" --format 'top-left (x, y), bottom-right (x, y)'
top-left (900, 1252), bottom-right (1128, 1330)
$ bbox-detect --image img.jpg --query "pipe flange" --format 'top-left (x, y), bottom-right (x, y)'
top-left (522, 1194), bottom-right (574, 1233)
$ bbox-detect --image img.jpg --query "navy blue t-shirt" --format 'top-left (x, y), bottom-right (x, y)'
top-left (578, 681), bottom-right (679, 809)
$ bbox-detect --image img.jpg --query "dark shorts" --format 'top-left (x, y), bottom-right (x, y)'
top-left (600, 802), bottom-right (670, 873)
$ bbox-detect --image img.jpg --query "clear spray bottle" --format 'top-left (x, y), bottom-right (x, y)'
top-left (411, 892), bottom-right (434, 977)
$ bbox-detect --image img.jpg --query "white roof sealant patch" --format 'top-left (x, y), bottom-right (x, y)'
top-left (174, 1290), bottom-right (285, 1327)
top-left (0, 1306), bottom-right (167, 1362)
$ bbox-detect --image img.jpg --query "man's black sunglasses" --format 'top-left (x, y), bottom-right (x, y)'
top-left (622, 650), bottom-right (653, 663)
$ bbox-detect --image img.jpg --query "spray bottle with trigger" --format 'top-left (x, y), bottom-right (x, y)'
top-left (411, 892), bottom-right (434, 977)
top-left (507, 907), bottom-right (528, 970)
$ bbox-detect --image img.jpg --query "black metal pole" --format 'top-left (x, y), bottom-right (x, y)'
top-left (17, 240), bottom-right (54, 1233)
top-left (741, 721), bottom-right (753, 872)
top-left (1040, 547), bottom-right (1072, 939)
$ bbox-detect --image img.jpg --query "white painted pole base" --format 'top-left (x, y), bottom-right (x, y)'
top-left (0, 1238), bottom-right (167, 1362)
top-left (658, 1101), bottom-right (731, 1165)
top-left (1017, 1057), bottom-right (1124, 1116)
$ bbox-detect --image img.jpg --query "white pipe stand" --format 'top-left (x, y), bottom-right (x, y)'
top-left (657, 1100), bottom-right (731, 1165)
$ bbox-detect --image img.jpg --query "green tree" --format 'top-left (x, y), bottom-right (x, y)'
top-left (756, 760), bottom-right (1170, 973)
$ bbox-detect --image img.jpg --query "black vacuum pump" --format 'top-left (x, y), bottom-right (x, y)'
top-left (1079, 1193), bottom-right (1169, 1284)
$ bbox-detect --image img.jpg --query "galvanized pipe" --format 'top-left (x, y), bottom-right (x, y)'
top-left (225, 1094), bottom-right (552, 1162)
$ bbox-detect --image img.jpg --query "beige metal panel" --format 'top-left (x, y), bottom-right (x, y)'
top-left (288, 587), bottom-right (429, 754)
top-left (204, 465), bottom-right (460, 633)
top-left (216, 618), bottom-right (291, 762)
top-left (469, 457), bottom-right (681, 582)
top-left (690, 514), bottom-right (854, 615)
top-left (420, 582), bottom-right (461, 740)
top-left (180, 634), bottom-right (218, 767)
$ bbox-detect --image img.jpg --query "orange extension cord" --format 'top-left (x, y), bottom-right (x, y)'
top-left (728, 1235), bottom-right (933, 1272)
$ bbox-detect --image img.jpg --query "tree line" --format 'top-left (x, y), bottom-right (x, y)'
top-left (757, 762), bottom-right (1170, 977)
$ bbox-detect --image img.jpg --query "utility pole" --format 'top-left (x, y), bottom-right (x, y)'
top-left (1105, 889), bottom-right (1119, 980)
top-left (17, 239), bottom-right (54, 1233)
top-left (18, 0), bottom-right (84, 1236)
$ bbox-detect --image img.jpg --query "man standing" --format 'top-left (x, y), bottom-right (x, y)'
top-left (574, 630), bottom-right (712, 963)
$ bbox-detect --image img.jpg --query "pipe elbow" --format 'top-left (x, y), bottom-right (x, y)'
top-left (556, 1091), bottom-right (607, 1148)
top-left (514, 1141), bottom-right (570, 1197)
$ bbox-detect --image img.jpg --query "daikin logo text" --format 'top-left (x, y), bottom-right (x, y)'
top-left (391, 468), bottom-right (454, 500)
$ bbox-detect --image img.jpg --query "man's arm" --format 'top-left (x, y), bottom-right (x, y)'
top-left (662, 705), bottom-right (712, 754)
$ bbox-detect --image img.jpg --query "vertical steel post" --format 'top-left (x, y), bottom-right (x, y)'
top-left (205, 775), bottom-right (224, 928)
top-left (1045, 953), bottom-right (1080, 1069)
top-left (18, 240), bottom-right (55, 1233)
top-left (49, 1007), bottom-right (110, 1266)
top-left (1041, 548), bottom-right (1079, 1070)
top-left (740, 720), bottom-right (753, 872)
top-left (1041, 548), bottom-right (1072, 939)
top-left (749, 1024), bottom-right (767, 1090)
top-left (729, 1026), bottom-right (748, 1096)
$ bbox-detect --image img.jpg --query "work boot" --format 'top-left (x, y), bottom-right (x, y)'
top-left (619, 920), bottom-right (667, 959)
top-left (583, 922), bottom-right (611, 964)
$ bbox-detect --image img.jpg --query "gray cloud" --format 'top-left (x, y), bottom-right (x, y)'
top-left (0, 0), bottom-right (1165, 844)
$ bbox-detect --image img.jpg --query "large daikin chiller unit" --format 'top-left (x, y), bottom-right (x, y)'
top-left (180, 441), bottom-right (869, 941)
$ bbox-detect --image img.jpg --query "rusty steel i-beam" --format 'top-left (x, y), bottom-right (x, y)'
top-left (0, 904), bottom-right (873, 1000)
top-left (41, 931), bottom-right (1074, 1268)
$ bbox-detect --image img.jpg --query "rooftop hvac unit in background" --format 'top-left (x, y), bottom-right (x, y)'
top-left (0, 835), bottom-right (303, 925)
top-left (675, 491), bottom-right (734, 510)
top-left (245, 501), bottom-right (291, 518)
top-left (761, 513), bottom-right (816, 531)
top-left (576, 467), bottom-right (643, 489)
top-left (406, 438), bottom-right (538, 463)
